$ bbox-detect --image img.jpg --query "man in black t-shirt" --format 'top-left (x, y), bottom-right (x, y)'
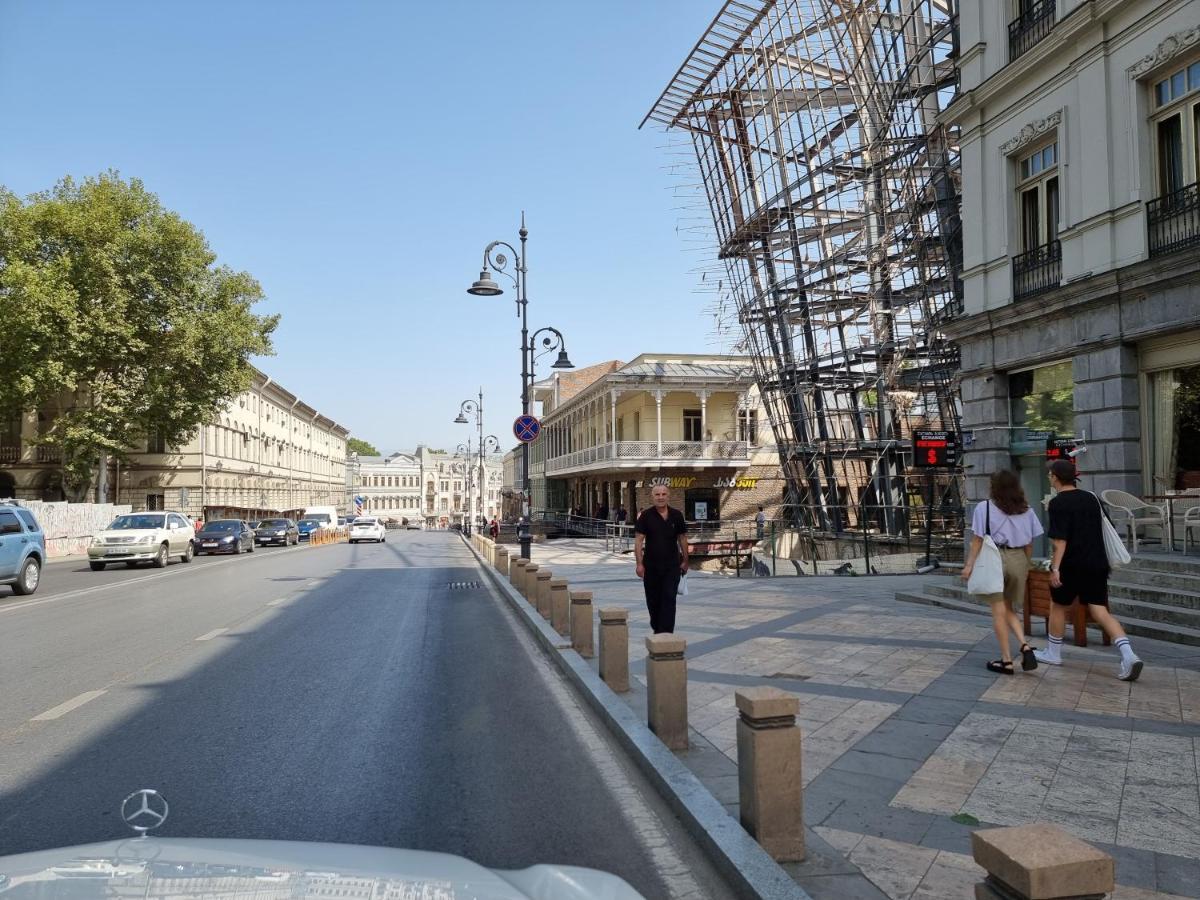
top-left (634, 485), bottom-right (689, 633)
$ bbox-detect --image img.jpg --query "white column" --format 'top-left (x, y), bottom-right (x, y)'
top-left (699, 389), bottom-right (709, 446)
top-left (654, 390), bottom-right (664, 458)
top-left (610, 390), bottom-right (618, 456)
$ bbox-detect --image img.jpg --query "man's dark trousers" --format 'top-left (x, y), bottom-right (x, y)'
top-left (644, 565), bottom-right (681, 633)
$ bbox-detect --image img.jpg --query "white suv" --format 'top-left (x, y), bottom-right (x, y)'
top-left (88, 511), bottom-right (196, 570)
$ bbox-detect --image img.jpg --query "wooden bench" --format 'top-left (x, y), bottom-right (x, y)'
top-left (1023, 569), bottom-right (1111, 648)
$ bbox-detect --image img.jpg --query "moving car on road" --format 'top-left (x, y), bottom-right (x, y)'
top-left (196, 520), bottom-right (256, 555)
top-left (0, 501), bottom-right (45, 596)
top-left (88, 512), bottom-right (195, 570)
top-left (350, 516), bottom-right (386, 543)
top-left (297, 518), bottom-right (322, 541)
top-left (254, 518), bottom-right (299, 546)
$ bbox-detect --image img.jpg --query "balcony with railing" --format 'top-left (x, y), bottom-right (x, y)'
top-left (0, 445), bottom-right (19, 464)
top-left (1012, 239), bottom-right (1061, 301)
top-left (1009, 0), bottom-right (1055, 62)
top-left (1148, 182), bottom-right (1200, 258)
top-left (35, 445), bottom-right (62, 463)
top-left (545, 440), bottom-right (750, 475)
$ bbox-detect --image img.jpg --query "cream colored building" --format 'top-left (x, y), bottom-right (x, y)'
top-left (0, 368), bottom-right (350, 520)
top-left (350, 452), bottom-right (422, 519)
top-left (529, 353), bottom-right (782, 522)
top-left (409, 446), bottom-right (504, 527)
top-left (946, 0), bottom-right (1200, 512)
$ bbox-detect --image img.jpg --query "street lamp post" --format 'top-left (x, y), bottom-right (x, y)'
top-left (466, 216), bottom-right (574, 561)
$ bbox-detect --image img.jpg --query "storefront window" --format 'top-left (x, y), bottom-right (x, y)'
top-left (1148, 365), bottom-right (1200, 491)
top-left (1009, 360), bottom-right (1074, 439)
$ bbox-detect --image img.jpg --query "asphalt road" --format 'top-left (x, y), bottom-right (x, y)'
top-left (0, 531), bottom-right (732, 899)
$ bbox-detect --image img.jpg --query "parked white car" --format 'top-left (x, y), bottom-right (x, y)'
top-left (349, 516), bottom-right (386, 543)
top-left (88, 511), bottom-right (195, 570)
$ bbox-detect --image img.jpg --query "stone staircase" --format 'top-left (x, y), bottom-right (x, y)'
top-left (895, 554), bottom-right (1200, 646)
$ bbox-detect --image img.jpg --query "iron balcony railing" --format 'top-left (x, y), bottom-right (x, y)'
top-left (1009, 0), bottom-right (1056, 61)
top-left (35, 445), bottom-right (61, 463)
top-left (0, 445), bottom-right (19, 463)
top-left (1148, 181), bottom-right (1200, 257)
top-left (544, 440), bottom-right (749, 474)
top-left (1012, 239), bottom-right (1061, 300)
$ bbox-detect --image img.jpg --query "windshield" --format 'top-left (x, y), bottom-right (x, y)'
top-left (258, 519), bottom-right (289, 527)
top-left (305, 513), bottom-right (331, 523)
top-left (108, 514), bottom-right (165, 530)
top-left (201, 521), bottom-right (238, 532)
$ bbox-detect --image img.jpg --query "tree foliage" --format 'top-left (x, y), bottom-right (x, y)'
top-left (0, 172), bottom-right (278, 498)
top-left (347, 437), bottom-right (379, 456)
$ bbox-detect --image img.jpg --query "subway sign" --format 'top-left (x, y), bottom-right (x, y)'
top-left (637, 476), bottom-right (759, 490)
top-left (913, 430), bottom-right (959, 468)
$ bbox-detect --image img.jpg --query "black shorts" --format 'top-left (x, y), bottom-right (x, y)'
top-left (1050, 568), bottom-right (1109, 607)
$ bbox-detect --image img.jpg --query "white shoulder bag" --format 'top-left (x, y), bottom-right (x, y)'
top-left (967, 501), bottom-right (1005, 595)
top-left (1092, 492), bottom-right (1132, 568)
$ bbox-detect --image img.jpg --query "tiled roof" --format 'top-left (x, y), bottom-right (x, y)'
top-left (617, 360), bottom-right (753, 379)
top-left (554, 360), bottom-right (624, 402)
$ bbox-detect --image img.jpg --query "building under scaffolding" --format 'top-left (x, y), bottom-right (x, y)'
top-left (643, 0), bottom-right (965, 551)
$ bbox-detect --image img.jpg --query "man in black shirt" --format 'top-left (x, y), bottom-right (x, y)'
top-left (635, 485), bottom-right (689, 633)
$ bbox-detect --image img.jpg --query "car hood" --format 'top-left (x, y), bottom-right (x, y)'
top-left (94, 529), bottom-right (164, 541)
top-left (0, 837), bottom-right (643, 899)
top-left (197, 531), bottom-right (238, 538)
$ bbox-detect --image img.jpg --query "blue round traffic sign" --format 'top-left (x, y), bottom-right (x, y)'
top-left (513, 415), bottom-right (541, 443)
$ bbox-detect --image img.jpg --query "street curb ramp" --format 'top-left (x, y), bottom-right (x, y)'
top-left (459, 536), bottom-right (809, 900)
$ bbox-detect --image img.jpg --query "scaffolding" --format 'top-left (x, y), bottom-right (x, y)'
top-left (644, 0), bottom-right (965, 546)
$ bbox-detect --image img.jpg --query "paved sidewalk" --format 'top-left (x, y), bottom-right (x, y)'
top-left (522, 539), bottom-right (1200, 899)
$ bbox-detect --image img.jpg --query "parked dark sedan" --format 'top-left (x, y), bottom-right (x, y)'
top-left (254, 517), bottom-right (299, 546)
top-left (195, 520), bottom-right (256, 555)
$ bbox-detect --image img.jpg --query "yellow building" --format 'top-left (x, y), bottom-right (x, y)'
top-left (529, 354), bottom-right (781, 523)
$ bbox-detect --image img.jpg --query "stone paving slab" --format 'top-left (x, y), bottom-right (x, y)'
top-left (520, 540), bottom-right (1200, 897)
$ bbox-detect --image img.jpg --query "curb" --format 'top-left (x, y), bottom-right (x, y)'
top-left (460, 537), bottom-right (809, 900)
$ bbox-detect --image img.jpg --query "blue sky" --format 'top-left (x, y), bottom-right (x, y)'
top-left (0, 0), bottom-right (725, 454)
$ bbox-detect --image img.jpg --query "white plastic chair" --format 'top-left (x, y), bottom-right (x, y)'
top-left (1101, 489), bottom-right (1168, 553)
top-left (1184, 505), bottom-right (1200, 555)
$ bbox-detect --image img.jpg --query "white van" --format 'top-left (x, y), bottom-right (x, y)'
top-left (301, 506), bottom-right (340, 529)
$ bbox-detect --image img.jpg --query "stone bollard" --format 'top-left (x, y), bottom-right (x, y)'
top-left (522, 564), bottom-right (539, 602)
top-left (511, 558), bottom-right (528, 590)
top-left (570, 590), bottom-right (594, 657)
top-left (645, 634), bottom-right (687, 749)
top-left (495, 545), bottom-right (509, 575)
top-left (598, 607), bottom-right (629, 692)
top-left (550, 578), bottom-right (570, 635)
top-left (735, 687), bottom-right (805, 862)
top-left (972, 823), bottom-right (1114, 900)
top-left (535, 569), bottom-right (553, 619)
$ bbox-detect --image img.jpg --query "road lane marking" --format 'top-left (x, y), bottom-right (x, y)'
top-left (267, 597), bottom-right (288, 606)
top-left (0, 543), bottom-right (319, 615)
top-left (32, 690), bottom-right (106, 721)
top-left (194, 628), bottom-right (228, 641)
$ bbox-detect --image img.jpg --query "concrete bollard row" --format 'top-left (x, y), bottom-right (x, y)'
top-left (645, 634), bottom-right (687, 750)
top-left (511, 558), bottom-right (527, 593)
top-left (550, 578), bottom-right (570, 635)
top-left (735, 687), bottom-right (805, 862)
top-left (535, 569), bottom-right (553, 619)
top-left (971, 823), bottom-right (1114, 900)
top-left (570, 590), bottom-right (593, 658)
top-left (598, 607), bottom-right (629, 692)
top-left (494, 545), bottom-right (509, 576)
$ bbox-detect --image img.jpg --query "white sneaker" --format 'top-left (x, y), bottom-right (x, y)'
top-left (1034, 648), bottom-right (1062, 666)
top-left (1118, 657), bottom-right (1143, 682)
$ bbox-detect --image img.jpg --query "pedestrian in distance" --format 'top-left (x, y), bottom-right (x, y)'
top-left (616, 505), bottom-right (627, 524)
top-left (1036, 460), bottom-right (1143, 680)
top-left (634, 485), bottom-right (689, 634)
top-left (489, 518), bottom-right (499, 540)
top-left (755, 506), bottom-right (766, 541)
top-left (961, 470), bottom-right (1043, 675)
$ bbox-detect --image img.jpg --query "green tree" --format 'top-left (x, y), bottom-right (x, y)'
top-left (0, 172), bottom-right (277, 500)
top-left (347, 437), bottom-right (379, 456)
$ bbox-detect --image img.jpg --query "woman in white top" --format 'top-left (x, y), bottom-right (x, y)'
top-left (961, 470), bottom-right (1045, 675)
